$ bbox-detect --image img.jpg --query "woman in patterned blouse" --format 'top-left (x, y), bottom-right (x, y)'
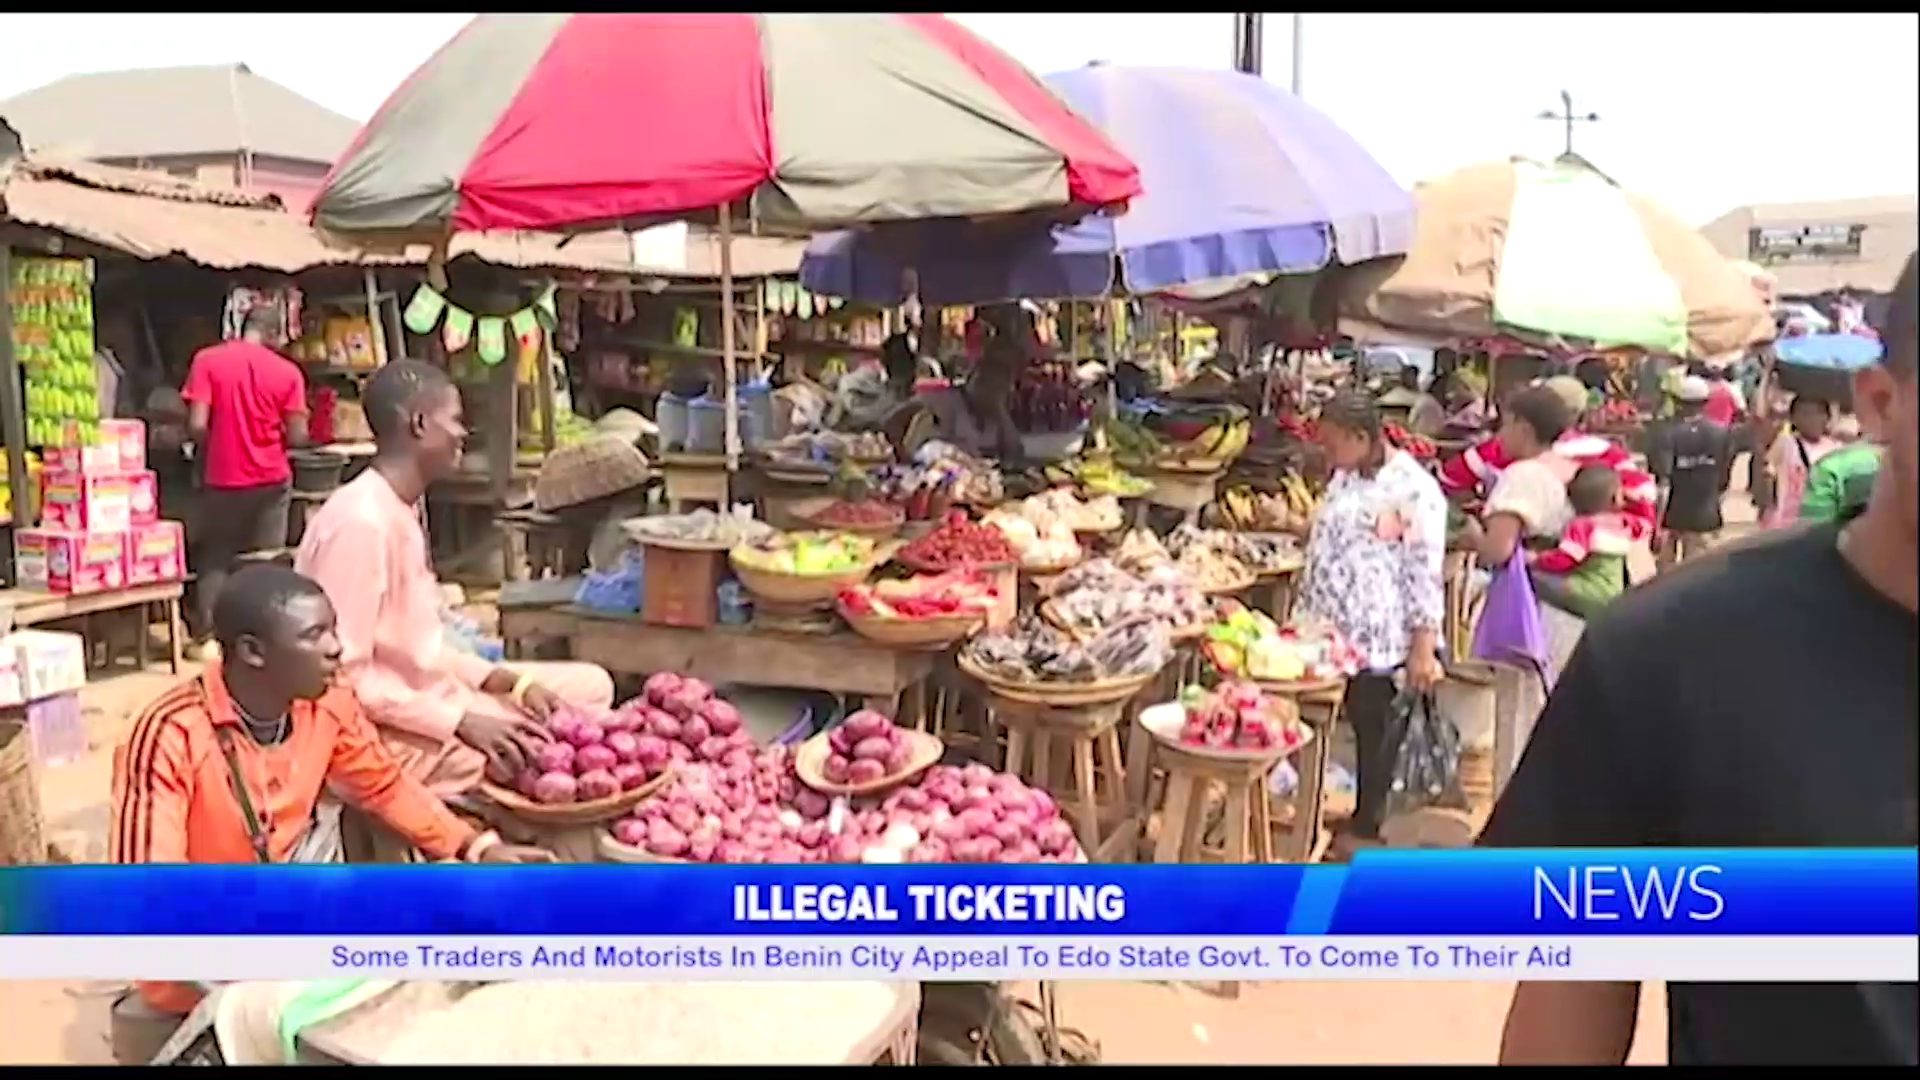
top-left (1297, 392), bottom-right (1449, 860)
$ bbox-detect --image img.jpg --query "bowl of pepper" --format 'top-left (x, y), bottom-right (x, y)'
top-left (798, 498), bottom-right (905, 539)
top-left (895, 513), bottom-right (1020, 629)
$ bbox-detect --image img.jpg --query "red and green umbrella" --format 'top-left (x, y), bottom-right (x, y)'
top-left (311, 13), bottom-right (1142, 241)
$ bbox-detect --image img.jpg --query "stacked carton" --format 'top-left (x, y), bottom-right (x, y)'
top-left (14, 419), bottom-right (186, 595)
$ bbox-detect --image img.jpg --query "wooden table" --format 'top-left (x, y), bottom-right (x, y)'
top-left (499, 604), bottom-right (941, 716)
top-left (0, 581), bottom-right (186, 673)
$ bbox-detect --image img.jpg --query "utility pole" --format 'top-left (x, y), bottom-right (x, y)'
top-left (1537, 89), bottom-right (1599, 158)
top-left (1291, 13), bottom-right (1303, 96)
top-left (1231, 12), bottom-right (1263, 75)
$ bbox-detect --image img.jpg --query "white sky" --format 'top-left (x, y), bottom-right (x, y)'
top-left (0, 12), bottom-right (1914, 225)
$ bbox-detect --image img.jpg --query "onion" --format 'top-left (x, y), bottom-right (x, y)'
top-left (990, 820), bottom-right (1026, 848)
top-left (794, 790), bottom-right (831, 820)
top-left (843, 710), bottom-right (892, 740)
top-left (907, 840), bottom-right (950, 864)
top-left (702, 700), bottom-right (743, 736)
top-left (511, 768), bottom-right (542, 798)
top-left (612, 762), bottom-right (651, 791)
top-left (931, 817), bottom-right (966, 843)
top-left (562, 720), bottom-right (605, 748)
top-left (824, 754), bottom-right (851, 783)
top-left (643, 671), bottom-right (684, 706)
top-left (847, 759), bottom-right (886, 784)
top-left (532, 741), bottom-right (575, 775)
top-left (576, 769), bottom-right (620, 800)
top-left (649, 713), bottom-right (683, 742)
top-left (851, 736), bottom-right (894, 762)
top-left (957, 808), bottom-right (997, 838)
top-left (604, 730), bottom-right (641, 764)
top-left (532, 771), bottom-right (577, 804)
top-left (1030, 789), bottom-right (1059, 820)
top-left (668, 803), bottom-right (700, 833)
top-left (612, 817), bottom-right (647, 847)
top-left (575, 744), bottom-right (618, 774)
top-left (680, 715), bottom-right (712, 746)
top-left (632, 735), bottom-right (672, 767)
top-left (828, 836), bottom-right (864, 863)
top-left (1035, 819), bottom-right (1076, 855)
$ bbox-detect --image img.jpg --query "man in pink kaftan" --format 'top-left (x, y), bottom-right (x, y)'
top-left (295, 361), bottom-right (612, 797)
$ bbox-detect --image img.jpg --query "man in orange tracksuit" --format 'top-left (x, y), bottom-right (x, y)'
top-left (108, 564), bottom-right (550, 1056)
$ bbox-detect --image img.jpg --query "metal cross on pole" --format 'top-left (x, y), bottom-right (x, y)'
top-left (1538, 89), bottom-right (1600, 157)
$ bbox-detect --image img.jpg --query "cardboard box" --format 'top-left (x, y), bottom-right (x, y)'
top-left (126, 469), bottom-right (159, 525)
top-left (4, 630), bottom-right (87, 704)
top-left (15, 527), bottom-right (128, 594)
top-left (101, 419), bottom-right (147, 473)
top-left (47, 419), bottom-right (146, 475)
top-left (125, 520), bottom-right (187, 585)
top-left (43, 441), bottom-right (119, 477)
top-left (40, 469), bottom-right (155, 531)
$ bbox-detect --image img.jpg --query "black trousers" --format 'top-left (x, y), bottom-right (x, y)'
top-left (188, 481), bottom-right (291, 640)
top-left (1341, 671), bottom-right (1405, 840)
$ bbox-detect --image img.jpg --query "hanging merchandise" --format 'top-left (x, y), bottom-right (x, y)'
top-left (11, 256), bottom-right (100, 447)
top-left (441, 307), bottom-right (475, 353)
top-left (556, 289), bottom-right (582, 352)
top-left (673, 307), bottom-right (700, 348)
top-left (476, 316), bottom-right (508, 366)
top-left (221, 285), bottom-right (304, 341)
top-left (400, 281), bottom-right (558, 367)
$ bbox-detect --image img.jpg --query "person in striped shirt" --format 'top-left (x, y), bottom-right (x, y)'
top-left (108, 565), bottom-right (551, 1026)
top-left (1528, 466), bottom-right (1653, 619)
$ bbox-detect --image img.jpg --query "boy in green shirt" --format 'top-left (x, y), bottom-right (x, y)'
top-left (1799, 441), bottom-right (1882, 524)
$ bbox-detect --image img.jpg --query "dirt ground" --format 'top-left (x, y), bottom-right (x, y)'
top-left (1, 480), bottom-right (1759, 1065)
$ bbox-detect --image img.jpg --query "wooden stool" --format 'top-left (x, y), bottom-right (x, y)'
top-left (495, 508), bottom-right (569, 581)
top-left (659, 453), bottom-right (732, 513)
top-left (1278, 680), bottom-right (1347, 863)
top-left (1152, 743), bottom-right (1279, 865)
top-left (990, 695), bottom-right (1134, 862)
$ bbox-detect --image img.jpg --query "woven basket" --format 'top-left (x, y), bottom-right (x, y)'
top-left (479, 768), bottom-right (672, 827)
top-left (838, 602), bottom-right (983, 648)
top-left (731, 559), bottom-right (880, 606)
top-left (0, 718), bottom-right (48, 866)
top-left (533, 435), bottom-right (652, 512)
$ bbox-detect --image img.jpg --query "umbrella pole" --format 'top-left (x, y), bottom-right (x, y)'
top-left (720, 203), bottom-right (740, 477)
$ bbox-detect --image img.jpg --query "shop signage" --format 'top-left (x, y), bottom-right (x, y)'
top-left (1749, 223), bottom-right (1865, 262)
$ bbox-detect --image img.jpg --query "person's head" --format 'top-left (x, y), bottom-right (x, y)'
top-left (214, 565), bottom-right (342, 703)
top-left (1574, 357), bottom-right (1610, 392)
top-left (1540, 375), bottom-right (1590, 422)
top-left (240, 306), bottom-right (286, 348)
top-left (364, 359), bottom-right (465, 480)
top-left (1853, 250), bottom-right (1918, 543)
top-left (1317, 390), bottom-right (1386, 472)
top-left (1674, 375), bottom-right (1711, 417)
top-left (1398, 365), bottom-right (1421, 392)
top-left (1566, 465), bottom-right (1621, 516)
top-left (1788, 394), bottom-right (1833, 440)
top-left (881, 332), bottom-right (916, 393)
top-left (1498, 384), bottom-right (1571, 459)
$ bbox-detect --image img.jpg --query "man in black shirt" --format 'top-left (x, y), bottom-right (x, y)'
top-left (1482, 251), bottom-right (1918, 1067)
top-left (1650, 375), bottom-right (1735, 569)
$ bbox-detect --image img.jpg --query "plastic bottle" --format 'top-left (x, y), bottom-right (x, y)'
top-left (716, 579), bottom-right (753, 626)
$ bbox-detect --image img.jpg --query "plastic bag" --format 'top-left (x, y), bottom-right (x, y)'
top-left (573, 548), bottom-right (644, 613)
top-left (1385, 691), bottom-right (1466, 819)
top-left (1470, 548), bottom-right (1549, 676)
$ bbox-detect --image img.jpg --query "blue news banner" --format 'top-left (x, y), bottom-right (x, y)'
top-left (0, 850), bottom-right (1912, 983)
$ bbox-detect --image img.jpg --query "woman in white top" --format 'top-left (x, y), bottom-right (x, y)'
top-left (1454, 384), bottom-right (1586, 709)
top-left (1296, 391), bottom-right (1448, 860)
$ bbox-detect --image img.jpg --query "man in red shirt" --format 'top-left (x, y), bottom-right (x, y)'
top-left (182, 306), bottom-right (308, 658)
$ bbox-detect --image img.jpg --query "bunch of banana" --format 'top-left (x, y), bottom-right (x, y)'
top-left (1068, 454), bottom-right (1154, 498)
top-left (1102, 417), bottom-right (1164, 466)
top-left (1156, 416), bottom-right (1252, 469)
top-left (1279, 472), bottom-right (1320, 522)
top-left (1213, 484), bottom-right (1291, 532)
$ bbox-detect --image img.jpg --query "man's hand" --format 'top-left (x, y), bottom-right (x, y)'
top-left (519, 683), bottom-right (564, 723)
top-left (456, 711), bottom-right (551, 783)
top-left (478, 843), bottom-right (556, 864)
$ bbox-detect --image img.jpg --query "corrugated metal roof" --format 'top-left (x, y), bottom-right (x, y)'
top-left (1, 63), bottom-right (359, 166)
top-left (0, 154), bottom-right (806, 279)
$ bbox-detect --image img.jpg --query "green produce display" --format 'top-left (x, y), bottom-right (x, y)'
top-left (10, 257), bottom-right (99, 447)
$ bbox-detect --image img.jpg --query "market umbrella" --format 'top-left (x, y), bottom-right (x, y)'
top-left (799, 65), bottom-right (1413, 306)
top-left (309, 13), bottom-right (1141, 242)
top-left (1334, 157), bottom-right (1774, 360)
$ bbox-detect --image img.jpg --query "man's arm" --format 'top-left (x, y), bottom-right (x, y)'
top-left (282, 363), bottom-right (311, 449)
top-left (181, 353), bottom-right (212, 444)
top-left (109, 722), bottom-right (193, 863)
top-left (1481, 630), bottom-right (1660, 1065)
top-left (324, 695), bottom-right (479, 862)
